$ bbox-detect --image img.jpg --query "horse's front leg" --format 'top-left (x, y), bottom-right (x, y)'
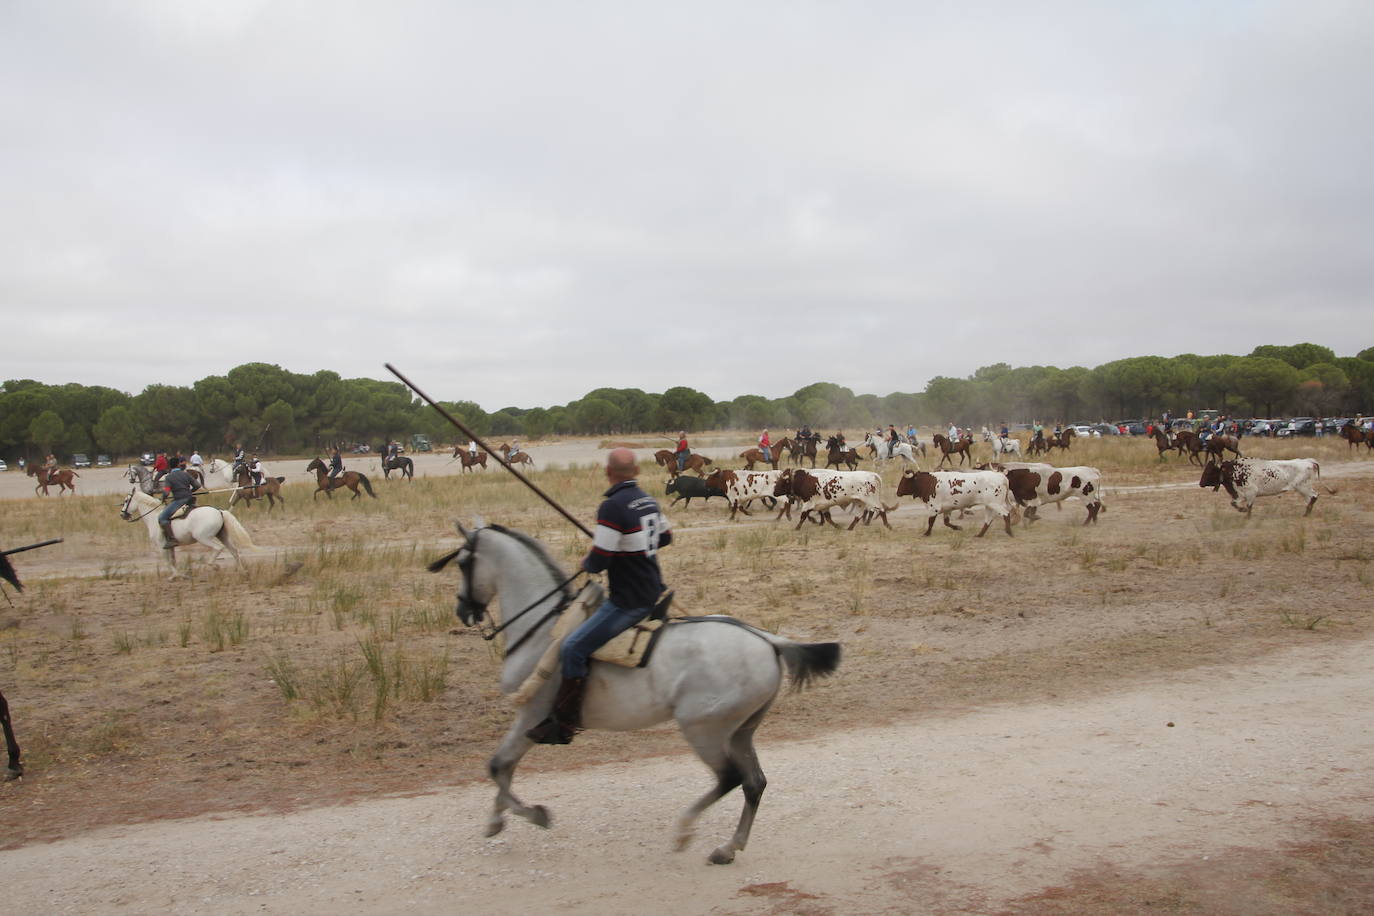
top-left (484, 710), bottom-right (552, 837)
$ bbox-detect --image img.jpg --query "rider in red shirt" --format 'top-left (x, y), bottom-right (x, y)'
top-left (674, 431), bottom-right (689, 472)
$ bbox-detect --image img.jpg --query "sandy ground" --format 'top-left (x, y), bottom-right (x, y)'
top-left (4, 439), bottom-right (1372, 913)
top-left (0, 441), bottom-right (737, 500)
top-left (2, 633), bottom-right (1370, 914)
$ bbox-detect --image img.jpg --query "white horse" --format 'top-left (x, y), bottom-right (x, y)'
top-left (863, 433), bottom-right (919, 464)
top-left (202, 458), bottom-right (237, 489)
top-left (429, 521), bottom-right (840, 865)
top-left (119, 488), bottom-right (255, 579)
top-left (989, 436), bottom-right (1022, 457)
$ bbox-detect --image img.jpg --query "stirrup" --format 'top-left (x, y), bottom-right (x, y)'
top-left (526, 717), bottom-right (576, 745)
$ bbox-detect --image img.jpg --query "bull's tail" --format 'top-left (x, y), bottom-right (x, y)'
top-left (359, 473), bottom-right (377, 498)
top-left (220, 511), bottom-right (257, 551)
top-left (1312, 461), bottom-right (1338, 494)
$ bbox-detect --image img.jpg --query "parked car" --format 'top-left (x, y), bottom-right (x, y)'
top-left (1118, 420), bottom-right (1147, 436)
top-left (72, 453), bottom-right (91, 468)
top-left (140, 451), bottom-right (156, 466)
top-left (1278, 418), bottom-right (1316, 437)
top-left (96, 454), bottom-right (112, 467)
top-left (0, 458), bottom-right (7, 472)
top-left (1090, 423), bottom-right (1121, 436)
top-left (1071, 425), bottom-right (1095, 437)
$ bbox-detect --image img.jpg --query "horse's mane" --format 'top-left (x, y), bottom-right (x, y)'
top-left (486, 524), bottom-right (571, 583)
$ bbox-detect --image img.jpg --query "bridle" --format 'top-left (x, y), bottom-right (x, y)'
top-left (119, 488), bottom-right (163, 523)
top-left (450, 526), bottom-right (587, 656)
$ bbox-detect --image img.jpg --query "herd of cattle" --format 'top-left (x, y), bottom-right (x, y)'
top-left (663, 454), bottom-right (1327, 534)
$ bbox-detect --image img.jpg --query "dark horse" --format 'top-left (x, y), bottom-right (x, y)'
top-left (824, 436), bottom-right (860, 471)
top-left (1203, 434), bottom-right (1242, 462)
top-left (790, 436), bottom-right (819, 468)
top-left (1340, 423), bottom-right (1374, 451)
top-left (453, 445), bottom-right (489, 472)
top-left (932, 433), bottom-right (975, 468)
top-left (1150, 426), bottom-right (1184, 460)
top-left (305, 457), bottom-right (377, 500)
top-left (382, 454), bottom-right (415, 480)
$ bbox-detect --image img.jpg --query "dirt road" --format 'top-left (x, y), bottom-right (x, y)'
top-left (4, 633), bottom-right (1370, 914)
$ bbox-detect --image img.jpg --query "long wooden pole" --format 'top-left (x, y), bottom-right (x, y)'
top-left (384, 364), bottom-right (594, 539)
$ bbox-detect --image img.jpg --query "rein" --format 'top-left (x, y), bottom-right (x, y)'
top-left (456, 526), bottom-right (588, 657)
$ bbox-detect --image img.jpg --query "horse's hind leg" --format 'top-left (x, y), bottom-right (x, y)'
top-left (675, 706), bottom-right (770, 865)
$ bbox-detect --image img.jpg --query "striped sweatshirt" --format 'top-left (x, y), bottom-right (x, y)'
top-left (581, 479), bottom-right (672, 609)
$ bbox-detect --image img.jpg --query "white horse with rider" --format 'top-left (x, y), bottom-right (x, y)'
top-left (118, 488), bottom-right (255, 580)
top-left (863, 432), bottom-right (920, 464)
top-left (429, 519), bottom-right (840, 865)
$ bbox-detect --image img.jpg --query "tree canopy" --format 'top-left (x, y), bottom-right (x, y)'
top-left (2, 342), bottom-right (1368, 459)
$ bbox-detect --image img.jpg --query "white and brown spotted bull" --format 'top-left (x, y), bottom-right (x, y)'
top-left (772, 468), bottom-right (893, 530)
top-left (895, 469), bottom-right (1015, 537)
top-left (1001, 464), bottom-right (1105, 525)
top-left (1199, 457), bottom-right (1324, 516)
top-left (704, 468), bottom-right (783, 520)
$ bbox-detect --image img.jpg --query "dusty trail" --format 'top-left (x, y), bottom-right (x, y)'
top-left (4, 633), bottom-right (1371, 914)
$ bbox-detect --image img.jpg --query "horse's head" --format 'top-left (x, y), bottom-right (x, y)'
top-left (118, 488), bottom-right (137, 521)
top-left (306, 458), bottom-right (323, 473)
top-left (429, 519), bottom-right (494, 625)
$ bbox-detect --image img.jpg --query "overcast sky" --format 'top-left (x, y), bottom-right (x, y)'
top-left (4, 1), bottom-right (1372, 410)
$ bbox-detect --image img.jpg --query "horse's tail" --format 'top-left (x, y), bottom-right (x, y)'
top-left (752, 632), bottom-right (840, 691)
top-left (359, 473), bottom-right (377, 498)
top-left (220, 511), bottom-right (256, 551)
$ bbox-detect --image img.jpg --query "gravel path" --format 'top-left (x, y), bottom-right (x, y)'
top-left (4, 633), bottom-right (1371, 914)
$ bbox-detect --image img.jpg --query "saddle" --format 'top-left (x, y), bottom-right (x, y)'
top-left (168, 500), bottom-right (196, 520)
top-left (509, 585), bottom-right (675, 706)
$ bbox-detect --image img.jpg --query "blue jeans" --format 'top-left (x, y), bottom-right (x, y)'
top-left (560, 598), bottom-right (648, 678)
top-left (158, 498), bottom-right (193, 526)
top-left (676, 452), bottom-right (687, 471)
top-left (760, 446), bottom-right (771, 462)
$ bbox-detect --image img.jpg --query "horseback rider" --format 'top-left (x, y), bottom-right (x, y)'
top-left (1032, 421), bottom-right (1045, 445)
top-left (758, 429), bottom-right (771, 464)
top-left (158, 458), bottom-right (202, 549)
top-left (674, 431), bottom-right (690, 472)
top-left (249, 454), bottom-right (266, 488)
top-left (468, 439), bottom-right (478, 458)
top-left (509, 439), bottom-right (522, 460)
top-left (328, 447), bottom-right (344, 482)
top-left (526, 447), bottom-right (673, 746)
top-left (906, 424), bottom-right (917, 445)
top-left (189, 448), bottom-right (203, 476)
top-left (887, 424), bottom-right (899, 458)
top-left (152, 450), bottom-right (170, 485)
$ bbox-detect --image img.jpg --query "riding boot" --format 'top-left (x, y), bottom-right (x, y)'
top-left (159, 521), bottom-right (176, 549)
top-left (525, 676), bottom-right (587, 745)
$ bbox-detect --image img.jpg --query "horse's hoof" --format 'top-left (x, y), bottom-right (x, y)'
top-left (5, 766), bottom-right (21, 781)
top-left (483, 818), bottom-right (506, 838)
top-left (528, 805), bottom-right (552, 829)
top-left (673, 830), bottom-right (693, 853)
top-left (708, 846), bottom-right (737, 865)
